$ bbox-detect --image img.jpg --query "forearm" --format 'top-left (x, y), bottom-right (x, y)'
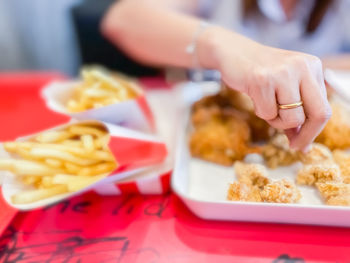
top-left (322, 54), bottom-right (350, 70)
top-left (101, 0), bottom-right (210, 68)
top-left (101, 0), bottom-right (260, 72)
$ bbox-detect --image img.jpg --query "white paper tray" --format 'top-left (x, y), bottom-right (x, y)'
top-left (171, 81), bottom-right (350, 227)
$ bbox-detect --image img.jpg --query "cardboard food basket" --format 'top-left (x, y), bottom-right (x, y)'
top-left (171, 80), bottom-right (350, 227)
top-left (42, 80), bottom-right (155, 133)
top-left (40, 80), bottom-right (177, 198)
top-left (1, 120), bottom-right (167, 211)
top-left (0, 73), bottom-right (176, 233)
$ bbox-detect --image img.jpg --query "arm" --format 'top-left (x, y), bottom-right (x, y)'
top-left (101, 0), bottom-right (204, 68)
top-left (101, 0), bottom-right (331, 151)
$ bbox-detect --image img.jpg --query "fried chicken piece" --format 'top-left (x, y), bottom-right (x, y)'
top-left (190, 86), bottom-right (275, 166)
top-left (191, 105), bottom-right (222, 127)
top-left (296, 163), bottom-right (342, 185)
top-left (220, 85), bottom-right (254, 112)
top-left (189, 114), bottom-right (256, 165)
top-left (194, 86), bottom-right (274, 141)
top-left (261, 179), bottom-right (302, 203)
top-left (220, 86), bottom-right (274, 141)
top-left (192, 93), bottom-right (232, 112)
top-left (316, 182), bottom-right (350, 199)
top-left (227, 181), bottom-right (262, 202)
top-left (298, 143), bottom-right (333, 165)
top-left (262, 133), bottom-right (299, 168)
top-left (234, 161), bottom-right (270, 189)
top-left (248, 114), bottom-right (275, 142)
top-left (327, 194), bottom-right (350, 206)
top-left (316, 103), bottom-right (350, 150)
top-left (333, 150), bottom-right (350, 183)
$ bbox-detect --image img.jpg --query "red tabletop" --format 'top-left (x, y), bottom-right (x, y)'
top-left (0, 73), bottom-right (350, 263)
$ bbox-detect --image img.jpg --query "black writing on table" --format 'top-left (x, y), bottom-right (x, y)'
top-left (43, 193), bottom-right (172, 218)
top-left (0, 226), bottom-right (165, 263)
top-left (272, 254), bottom-right (305, 263)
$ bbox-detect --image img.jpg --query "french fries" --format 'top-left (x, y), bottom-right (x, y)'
top-left (11, 185), bottom-right (68, 204)
top-left (66, 67), bottom-right (139, 112)
top-left (0, 123), bottom-right (118, 204)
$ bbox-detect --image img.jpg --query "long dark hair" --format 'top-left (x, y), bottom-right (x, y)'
top-left (243, 0), bottom-right (335, 34)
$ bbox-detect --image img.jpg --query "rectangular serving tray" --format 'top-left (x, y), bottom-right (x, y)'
top-left (172, 81), bottom-right (350, 227)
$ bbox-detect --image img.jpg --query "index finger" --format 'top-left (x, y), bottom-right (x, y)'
top-left (289, 72), bottom-right (331, 151)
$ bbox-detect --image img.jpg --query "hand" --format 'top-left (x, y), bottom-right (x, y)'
top-left (198, 27), bottom-right (332, 151)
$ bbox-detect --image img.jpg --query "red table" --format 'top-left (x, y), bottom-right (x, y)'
top-left (1, 73), bottom-right (350, 263)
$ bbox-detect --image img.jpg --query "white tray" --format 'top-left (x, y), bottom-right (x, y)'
top-left (171, 81), bottom-right (350, 227)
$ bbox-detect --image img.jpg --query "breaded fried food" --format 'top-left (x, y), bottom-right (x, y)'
top-left (316, 103), bottom-right (350, 150)
top-left (220, 85), bottom-right (254, 113)
top-left (191, 103), bottom-right (249, 128)
top-left (220, 86), bottom-right (273, 141)
top-left (261, 179), bottom-right (302, 203)
top-left (192, 92), bottom-right (232, 112)
top-left (262, 133), bottom-right (299, 168)
top-left (298, 143), bottom-right (333, 165)
top-left (327, 194), bottom-right (350, 206)
top-left (296, 163), bottom-right (342, 185)
top-left (333, 150), bottom-right (350, 183)
top-left (316, 182), bottom-right (350, 199)
top-left (191, 105), bottom-right (222, 127)
top-left (234, 161), bottom-right (270, 188)
top-left (192, 85), bottom-right (273, 142)
top-left (248, 114), bottom-right (275, 142)
top-left (227, 181), bottom-right (262, 202)
top-left (189, 112), bottom-right (256, 166)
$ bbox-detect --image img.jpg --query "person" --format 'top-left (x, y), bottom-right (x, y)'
top-left (101, 0), bottom-right (350, 152)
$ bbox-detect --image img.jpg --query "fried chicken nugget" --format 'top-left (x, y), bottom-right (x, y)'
top-left (333, 150), bottom-right (350, 183)
top-left (262, 133), bottom-right (299, 168)
top-left (296, 163), bottom-right (342, 186)
top-left (261, 179), bottom-right (302, 203)
top-left (316, 103), bottom-right (350, 150)
top-left (316, 182), bottom-right (350, 200)
top-left (298, 143), bottom-right (333, 165)
top-left (227, 181), bottom-right (262, 202)
top-left (327, 195), bottom-right (350, 206)
top-left (234, 161), bottom-right (270, 189)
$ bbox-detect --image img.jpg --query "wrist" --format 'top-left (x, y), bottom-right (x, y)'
top-left (197, 26), bottom-right (225, 69)
top-left (197, 26), bottom-right (265, 71)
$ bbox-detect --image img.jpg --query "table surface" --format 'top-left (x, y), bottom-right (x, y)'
top-left (1, 73), bottom-right (350, 263)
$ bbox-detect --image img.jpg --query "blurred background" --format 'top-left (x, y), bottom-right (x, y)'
top-left (0, 0), bottom-right (160, 77)
top-left (0, 0), bottom-right (350, 78)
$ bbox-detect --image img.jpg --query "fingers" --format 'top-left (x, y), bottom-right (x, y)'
top-left (285, 127), bottom-right (300, 142)
top-left (240, 54), bottom-right (331, 152)
top-left (267, 79), bottom-right (305, 131)
top-left (289, 64), bottom-right (332, 151)
top-left (248, 77), bottom-right (278, 121)
top-left (275, 80), bottom-right (306, 130)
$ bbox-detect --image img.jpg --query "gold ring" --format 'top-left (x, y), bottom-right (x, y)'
top-left (278, 101), bottom-right (303, 110)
